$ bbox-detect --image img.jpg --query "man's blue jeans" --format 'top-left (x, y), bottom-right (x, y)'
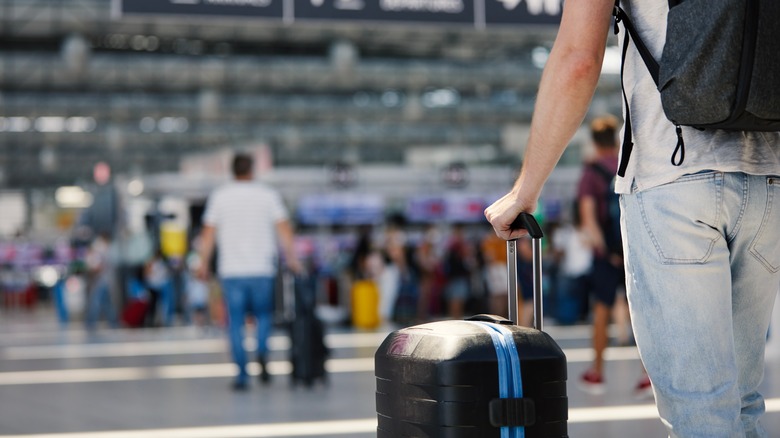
top-left (221, 276), bottom-right (275, 385)
top-left (621, 172), bottom-right (780, 438)
top-left (85, 277), bottom-right (116, 330)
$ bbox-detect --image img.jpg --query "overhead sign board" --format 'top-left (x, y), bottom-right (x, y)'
top-left (295, 0), bottom-right (474, 25)
top-left (116, 0), bottom-right (285, 19)
top-left (115, 0), bottom-right (562, 27)
top-left (484, 0), bottom-right (562, 26)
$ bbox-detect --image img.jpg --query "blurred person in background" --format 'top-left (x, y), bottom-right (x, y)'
top-left (349, 225), bottom-right (377, 281)
top-left (574, 115), bottom-right (650, 397)
top-left (550, 201), bottom-right (593, 326)
top-left (185, 237), bottom-right (210, 330)
top-left (197, 152), bottom-right (302, 391)
top-left (84, 232), bottom-right (118, 331)
top-left (143, 249), bottom-right (170, 328)
top-left (378, 216), bottom-right (407, 322)
top-left (414, 224), bottom-right (442, 322)
top-left (575, 115), bottom-right (628, 393)
top-left (442, 223), bottom-right (476, 319)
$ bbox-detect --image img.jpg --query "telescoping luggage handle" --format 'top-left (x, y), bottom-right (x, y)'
top-left (507, 213), bottom-right (544, 331)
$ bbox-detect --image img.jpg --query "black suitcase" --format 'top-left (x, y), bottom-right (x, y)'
top-left (375, 213), bottom-right (568, 437)
top-left (287, 273), bottom-right (328, 388)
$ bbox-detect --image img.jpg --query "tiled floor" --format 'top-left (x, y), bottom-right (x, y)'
top-left (1, 304), bottom-right (780, 438)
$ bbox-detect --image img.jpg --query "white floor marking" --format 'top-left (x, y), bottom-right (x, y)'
top-left (2, 400), bottom-right (780, 438)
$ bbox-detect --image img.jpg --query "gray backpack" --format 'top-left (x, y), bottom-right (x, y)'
top-left (613, 0), bottom-right (780, 176)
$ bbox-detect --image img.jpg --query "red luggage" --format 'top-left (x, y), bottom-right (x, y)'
top-left (121, 299), bottom-right (149, 328)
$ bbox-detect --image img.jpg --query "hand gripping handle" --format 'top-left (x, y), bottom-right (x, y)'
top-left (509, 212), bottom-right (544, 239)
top-left (506, 213), bottom-right (544, 331)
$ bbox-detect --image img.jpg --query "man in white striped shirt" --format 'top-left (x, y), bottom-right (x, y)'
top-left (197, 153), bottom-right (302, 391)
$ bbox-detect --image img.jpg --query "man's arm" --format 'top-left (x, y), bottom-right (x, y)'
top-left (579, 195), bottom-right (606, 254)
top-left (485, 0), bottom-right (615, 239)
top-left (196, 224), bottom-right (216, 280)
top-left (276, 219), bottom-right (303, 274)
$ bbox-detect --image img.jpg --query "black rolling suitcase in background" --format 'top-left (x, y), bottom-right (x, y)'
top-left (287, 273), bottom-right (328, 388)
top-left (375, 213), bottom-right (568, 437)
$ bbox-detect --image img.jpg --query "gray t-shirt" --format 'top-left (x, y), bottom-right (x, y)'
top-left (202, 181), bottom-right (289, 278)
top-left (614, 1), bottom-right (780, 194)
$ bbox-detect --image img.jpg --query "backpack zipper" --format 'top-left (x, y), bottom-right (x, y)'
top-left (671, 124), bottom-right (685, 166)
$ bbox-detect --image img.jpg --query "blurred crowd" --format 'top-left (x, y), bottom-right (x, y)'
top-left (0, 211), bottom-right (622, 335)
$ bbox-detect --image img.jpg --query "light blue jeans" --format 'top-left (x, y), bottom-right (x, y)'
top-left (221, 276), bottom-right (275, 384)
top-left (621, 171), bottom-right (780, 438)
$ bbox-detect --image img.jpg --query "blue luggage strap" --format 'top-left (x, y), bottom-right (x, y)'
top-left (468, 321), bottom-right (536, 438)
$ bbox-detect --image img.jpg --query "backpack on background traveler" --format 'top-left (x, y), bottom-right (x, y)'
top-left (613, 0), bottom-right (780, 177)
top-left (588, 162), bottom-right (622, 257)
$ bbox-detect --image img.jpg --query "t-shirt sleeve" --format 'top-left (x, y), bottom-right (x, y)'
top-left (270, 191), bottom-right (289, 223)
top-left (576, 166), bottom-right (601, 201)
top-left (201, 192), bottom-right (220, 226)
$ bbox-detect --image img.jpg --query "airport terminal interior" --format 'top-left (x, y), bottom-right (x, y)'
top-left (2, 1), bottom-right (780, 437)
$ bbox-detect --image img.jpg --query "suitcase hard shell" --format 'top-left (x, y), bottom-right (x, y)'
top-left (288, 273), bottom-right (328, 387)
top-left (375, 213), bottom-right (568, 437)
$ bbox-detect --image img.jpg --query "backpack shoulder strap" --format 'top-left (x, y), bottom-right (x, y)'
top-left (613, 1), bottom-right (688, 176)
top-left (612, 1), bottom-right (660, 86)
top-left (588, 162), bottom-right (614, 186)
top-left (612, 0), bottom-right (660, 177)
